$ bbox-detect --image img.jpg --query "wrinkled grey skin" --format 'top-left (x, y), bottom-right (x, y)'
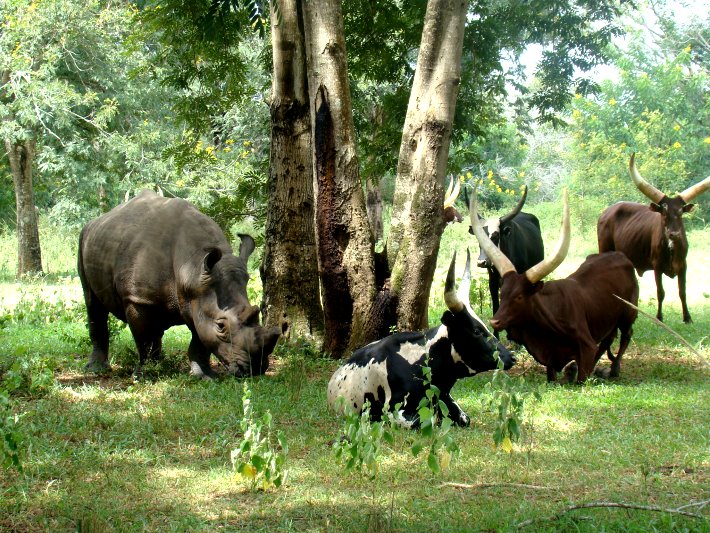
top-left (78, 190), bottom-right (282, 379)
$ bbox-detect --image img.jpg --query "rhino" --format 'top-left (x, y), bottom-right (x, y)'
top-left (78, 190), bottom-right (282, 379)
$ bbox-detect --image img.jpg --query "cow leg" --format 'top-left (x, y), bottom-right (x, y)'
top-left (546, 366), bottom-right (557, 382)
top-left (84, 294), bottom-right (111, 374)
top-left (576, 342), bottom-right (599, 383)
top-left (678, 267), bottom-right (692, 324)
top-left (654, 270), bottom-right (665, 322)
top-left (609, 325), bottom-right (633, 378)
top-left (439, 392), bottom-right (470, 427)
top-left (489, 272), bottom-right (501, 339)
top-left (187, 332), bottom-right (216, 379)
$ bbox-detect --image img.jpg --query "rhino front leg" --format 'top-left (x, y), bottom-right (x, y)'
top-left (85, 297), bottom-right (111, 374)
top-left (187, 333), bottom-right (216, 379)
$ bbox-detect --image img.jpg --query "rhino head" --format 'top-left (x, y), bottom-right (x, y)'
top-left (186, 235), bottom-right (282, 377)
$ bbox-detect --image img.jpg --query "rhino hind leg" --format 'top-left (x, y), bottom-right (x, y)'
top-left (187, 334), bottom-right (216, 379)
top-left (84, 297), bottom-right (111, 374)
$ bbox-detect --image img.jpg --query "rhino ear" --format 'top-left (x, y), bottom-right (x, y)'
top-left (203, 248), bottom-right (223, 274)
top-left (238, 234), bottom-right (256, 261)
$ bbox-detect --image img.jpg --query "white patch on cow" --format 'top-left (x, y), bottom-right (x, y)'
top-left (446, 325), bottom-right (478, 375)
top-left (463, 303), bottom-right (494, 337)
top-left (484, 218), bottom-right (500, 237)
top-left (327, 359), bottom-right (392, 415)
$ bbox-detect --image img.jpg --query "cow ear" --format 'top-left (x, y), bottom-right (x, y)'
top-left (203, 248), bottom-right (223, 274)
top-left (649, 203), bottom-right (662, 213)
top-left (531, 280), bottom-right (544, 294)
top-left (502, 226), bottom-right (512, 235)
top-left (440, 311), bottom-right (455, 326)
top-left (683, 203), bottom-right (695, 213)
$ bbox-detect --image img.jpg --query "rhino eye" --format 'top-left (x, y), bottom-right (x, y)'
top-left (216, 320), bottom-right (227, 334)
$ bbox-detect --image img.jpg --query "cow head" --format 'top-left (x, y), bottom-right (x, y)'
top-left (443, 175), bottom-right (464, 224)
top-left (470, 187), bottom-right (570, 332)
top-left (442, 250), bottom-right (515, 371)
top-left (470, 185), bottom-right (529, 269)
top-left (630, 153), bottom-right (710, 246)
top-left (190, 235), bottom-right (282, 377)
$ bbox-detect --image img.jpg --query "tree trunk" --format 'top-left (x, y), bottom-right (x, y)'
top-left (6, 138), bottom-right (43, 277)
top-left (388, 0), bottom-right (467, 331)
top-left (302, 0), bottom-right (377, 358)
top-left (262, 0), bottom-right (324, 340)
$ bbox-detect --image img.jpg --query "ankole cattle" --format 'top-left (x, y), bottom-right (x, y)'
top-left (471, 189), bottom-right (639, 383)
top-left (443, 175), bottom-right (464, 224)
top-left (78, 190), bottom-right (283, 379)
top-left (469, 185), bottom-right (544, 326)
top-left (597, 153), bottom-right (710, 323)
top-left (327, 251), bottom-right (515, 428)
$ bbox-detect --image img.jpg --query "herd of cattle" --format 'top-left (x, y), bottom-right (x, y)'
top-left (77, 154), bottom-right (709, 428)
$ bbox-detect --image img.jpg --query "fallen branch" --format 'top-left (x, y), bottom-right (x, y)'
top-left (614, 295), bottom-right (709, 368)
top-left (516, 500), bottom-right (709, 529)
top-left (442, 482), bottom-right (552, 491)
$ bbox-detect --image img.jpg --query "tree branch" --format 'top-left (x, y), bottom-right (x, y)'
top-left (442, 482), bottom-right (552, 491)
top-left (516, 500), bottom-right (709, 529)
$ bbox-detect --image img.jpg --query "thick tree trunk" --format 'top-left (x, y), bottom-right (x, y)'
top-left (302, 0), bottom-right (377, 358)
top-left (6, 138), bottom-right (43, 277)
top-left (388, 0), bottom-right (467, 331)
top-left (262, 0), bottom-right (324, 340)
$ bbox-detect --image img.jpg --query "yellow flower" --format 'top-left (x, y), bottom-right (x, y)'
top-left (496, 186), bottom-right (502, 193)
top-left (673, 141), bottom-right (682, 149)
top-left (223, 147), bottom-right (232, 153)
top-left (487, 170), bottom-right (493, 179)
top-left (466, 171), bottom-right (472, 179)
top-left (572, 109), bottom-right (581, 119)
top-left (608, 98), bottom-right (616, 106)
top-left (704, 137), bottom-right (710, 144)
top-left (574, 93), bottom-right (582, 99)
top-left (518, 171), bottom-right (525, 177)
top-left (225, 139), bottom-right (235, 145)
top-left (673, 124), bottom-right (681, 131)
top-left (684, 45), bottom-right (691, 53)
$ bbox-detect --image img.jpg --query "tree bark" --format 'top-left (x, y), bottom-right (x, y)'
top-left (302, 0), bottom-right (377, 358)
top-left (5, 137), bottom-right (43, 277)
top-left (262, 0), bottom-right (324, 340)
top-left (388, 0), bottom-right (467, 331)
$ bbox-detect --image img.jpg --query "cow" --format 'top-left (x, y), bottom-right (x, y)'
top-left (470, 188), bottom-right (639, 383)
top-left (597, 153), bottom-right (710, 323)
top-left (469, 185), bottom-right (544, 327)
top-left (443, 175), bottom-right (464, 224)
top-left (78, 190), bottom-right (283, 379)
top-left (327, 250), bottom-right (515, 428)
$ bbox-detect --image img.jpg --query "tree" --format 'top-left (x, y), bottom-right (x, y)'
top-left (261, 0), bottom-right (324, 339)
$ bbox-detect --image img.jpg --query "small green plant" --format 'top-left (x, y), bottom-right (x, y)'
top-left (0, 390), bottom-right (23, 471)
top-left (410, 358), bottom-right (460, 473)
top-left (1, 346), bottom-right (57, 397)
top-left (483, 355), bottom-right (542, 452)
top-left (231, 382), bottom-right (288, 491)
top-left (333, 399), bottom-right (394, 480)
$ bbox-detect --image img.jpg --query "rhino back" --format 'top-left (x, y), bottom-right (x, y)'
top-left (79, 191), bottom-right (232, 319)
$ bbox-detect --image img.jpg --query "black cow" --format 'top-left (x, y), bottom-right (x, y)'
top-left (469, 186), bottom-right (544, 328)
top-left (327, 251), bottom-right (515, 428)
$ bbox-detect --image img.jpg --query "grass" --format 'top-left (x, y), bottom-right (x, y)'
top-left (1, 208), bottom-right (709, 532)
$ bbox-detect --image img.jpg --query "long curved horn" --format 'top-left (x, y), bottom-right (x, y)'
top-left (679, 175), bottom-right (710, 203)
top-left (500, 184), bottom-right (528, 224)
top-left (629, 153), bottom-right (665, 204)
top-left (443, 175), bottom-right (461, 208)
top-left (444, 251), bottom-right (464, 313)
top-left (469, 186), bottom-right (515, 277)
top-left (525, 188), bottom-right (570, 284)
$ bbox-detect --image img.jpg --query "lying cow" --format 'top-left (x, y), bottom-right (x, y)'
top-left (327, 251), bottom-right (515, 428)
top-left (78, 190), bottom-right (283, 379)
top-left (471, 188), bottom-right (638, 383)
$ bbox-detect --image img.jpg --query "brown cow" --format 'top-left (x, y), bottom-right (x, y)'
top-left (443, 175), bottom-right (463, 224)
top-left (597, 153), bottom-right (710, 323)
top-left (470, 189), bottom-right (639, 383)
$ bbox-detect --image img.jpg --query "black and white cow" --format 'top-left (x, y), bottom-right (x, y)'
top-left (327, 250), bottom-right (515, 428)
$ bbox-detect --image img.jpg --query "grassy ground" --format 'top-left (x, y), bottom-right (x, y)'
top-left (0, 208), bottom-right (708, 532)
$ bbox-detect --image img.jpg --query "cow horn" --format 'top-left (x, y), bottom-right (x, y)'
top-left (443, 175), bottom-right (461, 208)
top-left (525, 188), bottom-right (570, 284)
top-left (679, 175), bottom-right (710, 203)
top-left (469, 186), bottom-right (516, 277)
top-left (444, 251), bottom-right (464, 313)
top-left (500, 184), bottom-right (528, 224)
top-left (629, 153), bottom-right (665, 204)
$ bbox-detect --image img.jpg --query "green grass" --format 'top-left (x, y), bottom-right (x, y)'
top-left (1, 211), bottom-right (708, 531)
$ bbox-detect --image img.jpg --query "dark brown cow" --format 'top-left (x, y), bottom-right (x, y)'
top-left (471, 189), bottom-right (639, 383)
top-left (597, 153), bottom-right (710, 323)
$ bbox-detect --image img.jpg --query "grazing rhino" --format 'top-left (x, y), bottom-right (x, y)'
top-left (78, 190), bottom-right (283, 378)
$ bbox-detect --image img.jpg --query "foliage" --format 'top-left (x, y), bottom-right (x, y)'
top-left (231, 381), bottom-right (288, 491)
top-left (567, 32), bottom-right (710, 216)
top-left (0, 390), bottom-right (22, 471)
top-left (333, 399), bottom-right (394, 481)
top-left (409, 358), bottom-right (460, 474)
top-left (483, 356), bottom-right (543, 452)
